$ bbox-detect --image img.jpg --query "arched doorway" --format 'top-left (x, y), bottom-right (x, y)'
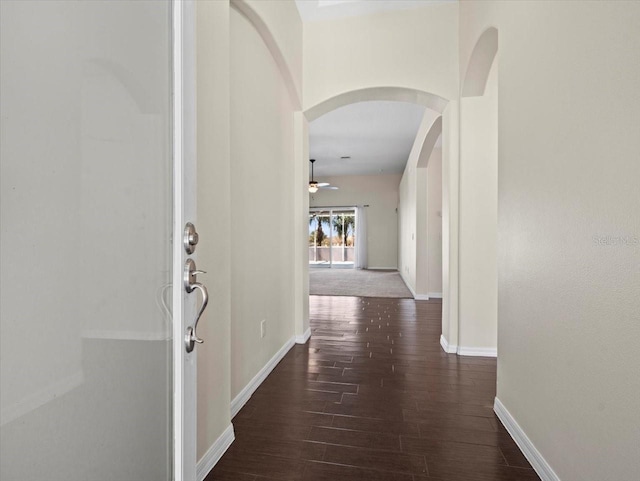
top-left (295, 88), bottom-right (454, 345)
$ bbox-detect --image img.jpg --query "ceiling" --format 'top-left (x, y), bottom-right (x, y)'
top-left (309, 101), bottom-right (426, 177)
top-left (295, 0), bottom-right (456, 23)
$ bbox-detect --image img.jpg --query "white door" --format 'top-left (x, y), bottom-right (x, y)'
top-left (0, 1), bottom-right (198, 480)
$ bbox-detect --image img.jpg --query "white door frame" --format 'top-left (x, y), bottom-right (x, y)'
top-left (172, 1), bottom-right (197, 480)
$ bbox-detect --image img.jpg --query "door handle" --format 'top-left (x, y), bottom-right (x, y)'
top-left (185, 282), bottom-right (208, 353)
top-left (184, 258), bottom-right (209, 353)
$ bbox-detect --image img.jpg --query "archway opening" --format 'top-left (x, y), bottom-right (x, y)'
top-left (298, 88), bottom-right (451, 340)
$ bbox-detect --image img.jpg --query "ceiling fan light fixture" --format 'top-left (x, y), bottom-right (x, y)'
top-left (309, 159), bottom-right (319, 193)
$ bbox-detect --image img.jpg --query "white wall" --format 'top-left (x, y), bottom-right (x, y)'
top-left (417, 147), bottom-right (443, 299)
top-left (303, 2), bottom-right (459, 110)
top-left (458, 55), bottom-right (498, 354)
top-left (399, 163), bottom-right (417, 290)
top-left (399, 150), bottom-right (443, 300)
top-left (243, 0), bottom-right (302, 106)
top-left (240, 0), bottom-right (309, 351)
top-left (229, 6), bottom-right (297, 401)
top-left (461, 1), bottom-right (640, 479)
top-left (310, 174), bottom-right (401, 269)
top-left (196, 0), bottom-right (304, 464)
top-left (398, 112), bottom-right (443, 299)
top-left (415, 166), bottom-right (429, 295)
top-left (440, 100), bottom-right (460, 348)
top-left (293, 113), bottom-right (310, 340)
top-left (427, 148), bottom-right (443, 297)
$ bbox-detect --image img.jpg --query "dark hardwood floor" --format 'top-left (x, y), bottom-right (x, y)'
top-left (206, 296), bottom-right (540, 481)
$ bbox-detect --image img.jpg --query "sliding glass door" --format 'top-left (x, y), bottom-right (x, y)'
top-left (309, 208), bottom-right (356, 268)
top-left (309, 210), bottom-right (331, 266)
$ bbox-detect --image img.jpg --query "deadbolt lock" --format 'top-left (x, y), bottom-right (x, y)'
top-left (183, 222), bottom-right (199, 254)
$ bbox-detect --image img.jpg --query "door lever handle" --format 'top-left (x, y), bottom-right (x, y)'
top-left (184, 258), bottom-right (206, 289)
top-left (185, 282), bottom-right (208, 353)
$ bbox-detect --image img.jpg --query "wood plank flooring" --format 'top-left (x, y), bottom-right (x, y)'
top-left (206, 296), bottom-right (540, 481)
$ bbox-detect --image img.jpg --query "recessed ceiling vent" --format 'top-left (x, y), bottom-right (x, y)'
top-left (340, 156), bottom-right (351, 160)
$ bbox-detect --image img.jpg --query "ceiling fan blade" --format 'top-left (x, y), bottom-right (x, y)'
top-left (317, 182), bottom-right (330, 187)
top-left (320, 186), bottom-right (339, 190)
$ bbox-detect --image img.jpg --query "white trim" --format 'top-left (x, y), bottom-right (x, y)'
top-left (428, 292), bottom-right (443, 298)
top-left (439, 335), bottom-right (497, 357)
top-left (494, 398), bottom-right (561, 481)
top-left (173, 1), bottom-right (198, 479)
top-left (196, 424), bottom-right (235, 481)
top-left (172, 0), bottom-right (186, 478)
top-left (309, 205), bottom-right (358, 211)
top-left (230, 336), bottom-right (296, 418)
top-left (367, 267), bottom-right (400, 270)
top-left (296, 327), bottom-right (311, 344)
top-left (1, 370), bottom-right (84, 426)
top-left (398, 271), bottom-right (431, 301)
top-left (399, 271), bottom-right (417, 298)
top-left (457, 346), bottom-right (497, 357)
top-left (439, 334), bottom-right (457, 353)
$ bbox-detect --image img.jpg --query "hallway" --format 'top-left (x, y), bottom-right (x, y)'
top-left (207, 296), bottom-right (539, 481)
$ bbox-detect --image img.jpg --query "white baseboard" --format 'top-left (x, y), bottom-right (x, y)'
top-left (439, 334), bottom-right (458, 354)
top-left (196, 423), bottom-right (235, 481)
top-left (457, 346), bottom-right (497, 357)
top-left (367, 266), bottom-right (398, 271)
top-left (230, 336), bottom-right (295, 418)
top-left (440, 335), bottom-right (497, 357)
top-left (295, 327), bottom-right (311, 344)
top-left (494, 398), bottom-right (560, 481)
top-left (397, 271), bottom-right (438, 301)
top-left (399, 271), bottom-right (417, 298)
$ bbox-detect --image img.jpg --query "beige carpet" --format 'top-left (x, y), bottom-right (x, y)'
top-left (309, 268), bottom-right (413, 298)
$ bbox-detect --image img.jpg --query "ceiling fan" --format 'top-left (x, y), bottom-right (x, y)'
top-left (309, 159), bottom-right (338, 193)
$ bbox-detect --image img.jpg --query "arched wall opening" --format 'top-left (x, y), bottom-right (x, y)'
top-left (455, 27), bottom-right (499, 356)
top-left (295, 88), bottom-right (458, 346)
top-left (305, 87), bottom-right (448, 122)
